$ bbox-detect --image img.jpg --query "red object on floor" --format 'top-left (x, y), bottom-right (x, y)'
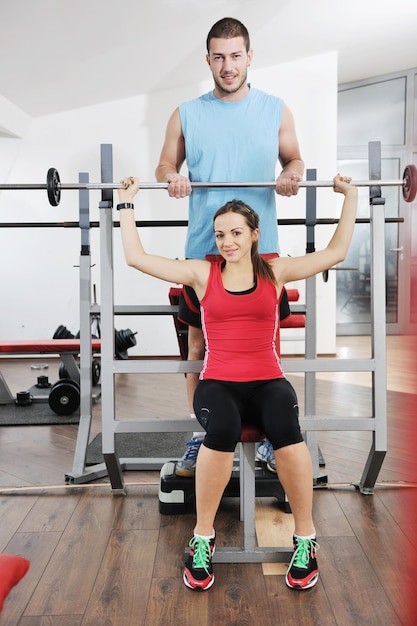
top-left (0, 554), bottom-right (30, 612)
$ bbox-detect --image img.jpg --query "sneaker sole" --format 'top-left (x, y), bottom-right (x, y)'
top-left (255, 455), bottom-right (277, 474)
top-left (285, 572), bottom-right (319, 590)
top-left (183, 570), bottom-right (215, 591)
top-left (266, 462), bottom-right (277, 473)
top-left (175, 467), bottom-right (196, 477)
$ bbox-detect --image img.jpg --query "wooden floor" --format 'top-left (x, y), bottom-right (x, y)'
top-left (0, 336), bottom-right (417, 625)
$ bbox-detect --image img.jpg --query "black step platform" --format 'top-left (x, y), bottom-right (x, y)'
top-left (159, 459), bottom-right (291, 515)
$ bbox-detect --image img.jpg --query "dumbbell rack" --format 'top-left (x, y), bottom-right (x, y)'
top-left (66, 142), bottom-right (387, 496)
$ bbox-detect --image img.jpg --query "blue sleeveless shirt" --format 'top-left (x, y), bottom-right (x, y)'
top-left (179, 87), bottom-right (284, 259)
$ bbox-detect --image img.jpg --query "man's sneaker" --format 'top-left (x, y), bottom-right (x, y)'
top-left (183, 535), bottom-right (215, 591)
top-left (285, 536), bottom-right (319, 590)
top-left (255, 439), bottom-right (277, 473)
top-left (175, 438), bottom-right (203, 477)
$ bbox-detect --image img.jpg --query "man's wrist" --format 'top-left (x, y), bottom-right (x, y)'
top-left (116, 203), bottom-right (134, 210)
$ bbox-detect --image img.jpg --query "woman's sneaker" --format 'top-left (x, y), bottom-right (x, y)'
top-left (183, 535), bottom-right (215, 591)
top-left (255, 439), bottom-right (277, 473)
top-left (285, 536), bottom-right (319, 590)
top-left (175, 438), bottom-right (203, 477)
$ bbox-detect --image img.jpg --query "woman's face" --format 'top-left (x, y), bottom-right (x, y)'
top-left (214, 211), bottom-right (258, 262)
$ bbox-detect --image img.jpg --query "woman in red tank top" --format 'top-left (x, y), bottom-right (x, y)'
top-left (117, 175), bottom-right (358, 592)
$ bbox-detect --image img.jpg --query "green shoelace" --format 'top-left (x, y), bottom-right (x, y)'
top-left (288, 538), bottom-right (319, 570)
top-left (190, 536), bottom-right (212, 574)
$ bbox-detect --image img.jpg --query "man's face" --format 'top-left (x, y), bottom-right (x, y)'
top-left (206, 36), bottom-right (252, 98)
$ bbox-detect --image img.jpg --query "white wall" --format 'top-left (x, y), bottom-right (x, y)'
top-left (0, 51), bottom-right (338, 356)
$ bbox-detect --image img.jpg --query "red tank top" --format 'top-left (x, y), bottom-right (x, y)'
top-left (200, 260), bottom-right (284, 382)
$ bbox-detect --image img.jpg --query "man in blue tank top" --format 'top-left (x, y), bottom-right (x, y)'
top-left (155, 17), bottom-right (304, 477)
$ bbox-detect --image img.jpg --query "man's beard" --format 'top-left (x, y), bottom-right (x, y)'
top-left (213, 71), bottom-right (248, 95)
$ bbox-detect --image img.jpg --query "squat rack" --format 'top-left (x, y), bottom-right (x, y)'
top-left (66, 141), bottom-right (388, 497)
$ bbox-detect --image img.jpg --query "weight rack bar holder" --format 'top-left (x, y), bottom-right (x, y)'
top-left (66, 142), bottom-right (388, 508)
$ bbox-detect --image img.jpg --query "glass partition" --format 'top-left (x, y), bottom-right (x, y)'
top-left (336, 158), bottom-right (400, 330)
top-left (338, 77), bottom-right (406, 147)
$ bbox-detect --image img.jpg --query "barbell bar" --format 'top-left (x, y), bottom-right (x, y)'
top-left (0, 165), bottom-right (416, 207)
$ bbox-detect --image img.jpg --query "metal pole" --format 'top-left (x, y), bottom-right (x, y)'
top-left (68, 173), bottom-right (95, 480)
top-left (99, 144), bottom-right (126, 493)
top-left (358, 141), bottom-right (387, 493)
top-left (0, 179), bottom-right (407, 191)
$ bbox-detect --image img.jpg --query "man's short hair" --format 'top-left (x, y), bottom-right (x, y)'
top-left (206, 17), bottom-right (250, 53)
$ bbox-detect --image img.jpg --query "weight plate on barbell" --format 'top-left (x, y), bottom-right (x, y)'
top-left (48, 379), bottom-right (80, 416)
top-left (92, 359), bottom-right (101, 386)
top-left (47, 167), bottom-right (61, 207)
top-left (58, 362), bottom-right (70, 379)
top-left (403, 164), bottom-right (417, 203)
top-left (53, 324), bottom-right (75, 340)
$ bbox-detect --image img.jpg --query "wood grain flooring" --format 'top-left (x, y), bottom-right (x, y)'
top-left (0, 336), bottom-right (416, 625)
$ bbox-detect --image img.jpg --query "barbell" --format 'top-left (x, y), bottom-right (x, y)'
top-left (0, 165), bottom-right (416, 207)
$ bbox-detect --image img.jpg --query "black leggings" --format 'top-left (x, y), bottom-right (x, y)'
top-left (193, 378), bottom-right (303, 453)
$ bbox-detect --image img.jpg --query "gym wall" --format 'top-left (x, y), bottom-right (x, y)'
top-left (0, 51), bottom-right (338, 356)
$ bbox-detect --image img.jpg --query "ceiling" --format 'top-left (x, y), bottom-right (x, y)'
top-left (1, 0), bottom-right (416, 120)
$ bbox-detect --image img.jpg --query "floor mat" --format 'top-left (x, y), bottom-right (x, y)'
top-left (86, 431), bottom-right (193, 465)
top-left (0, 402), bottom-right (79, 425)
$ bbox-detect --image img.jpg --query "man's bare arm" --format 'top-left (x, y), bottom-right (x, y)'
top-left (155, 108), bottom-right (191, 198)
top-left (276, 104), bottom-right (304, 196)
